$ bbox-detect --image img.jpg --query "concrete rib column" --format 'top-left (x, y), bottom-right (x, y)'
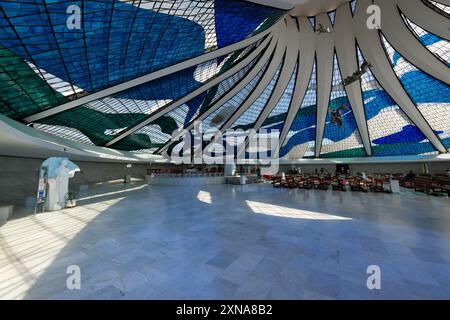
top-left (395, 0), bottom-right (450, 41)
top-left (23, 23), bottom-right (280, 123)
top-left (314, 13), bottom-right (334, 157)
top-left (334, 4), bottom-right (372, 156)
top-left (245, 17), bottom-right (299, 132)
top-left (156, 27), bottom-right (281, 154)
top-left (377, 0), bottom-right (450, 85)
top-left (275, 16), bottom-right (316, 158)
top-left (202, 22), bottom-right (289, 158)
top-left (105, 35), bottom-right (274, 147)
top-left (234, 16), bottom-right (300, 158)
top-left (354, 0), bottom-right (447, 153)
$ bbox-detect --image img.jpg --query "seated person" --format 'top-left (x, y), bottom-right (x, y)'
top-left (405, 170), bottom-right (416, 181)
top-left (289, 166), bottom-right (299, 175)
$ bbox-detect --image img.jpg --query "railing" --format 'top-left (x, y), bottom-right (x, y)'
top-left (148, 173), bottom-right (224, 178)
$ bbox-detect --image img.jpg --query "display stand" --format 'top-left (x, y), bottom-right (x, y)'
top-left (34, 165), bottom-right (48, 215)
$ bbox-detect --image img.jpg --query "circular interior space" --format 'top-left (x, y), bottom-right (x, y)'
top-left (0, 0), bottom-right (449, 301)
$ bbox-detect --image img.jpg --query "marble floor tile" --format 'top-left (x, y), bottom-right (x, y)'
top-left (1, 182), bottom-right (449, 299)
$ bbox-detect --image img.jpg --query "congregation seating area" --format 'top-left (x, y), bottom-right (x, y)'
top-left (406, 175), bottom-right (450, 196)
top-left (269, 173), bottom-right (391, 193)
top-left (268, 172), bottom-right (450, 196)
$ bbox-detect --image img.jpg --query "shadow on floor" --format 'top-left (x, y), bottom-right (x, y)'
top-left (1, 183), bottom-right (449, 300)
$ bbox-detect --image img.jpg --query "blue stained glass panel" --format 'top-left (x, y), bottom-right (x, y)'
top-left (382, 36), bottom-right (450, 150)
top-left (214, 0), bottom-right (284, 48)
top-left (280, 63), bottom-right (317, 159)
top-left (0, 0), bottom-right (205, 94)
top-left (231, 61), bottom-right (281, 131)
top-left (261, 64), bottom-right (298, 132)
top-left (403, 15), bottom-right (450, 65)
top-left (320, 54), bottom-right (365, 157)
top-left (357, 47), bottom-right (438, 156)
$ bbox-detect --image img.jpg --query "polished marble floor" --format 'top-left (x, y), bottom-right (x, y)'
top-left (1, 182), bottom-right (450, 300)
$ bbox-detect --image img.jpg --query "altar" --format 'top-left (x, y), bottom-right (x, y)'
top-left (146, 173), bottom-right (225, 186)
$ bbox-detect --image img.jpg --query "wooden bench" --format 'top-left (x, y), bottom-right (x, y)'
top-left (272, 177), bottom-right (283, 188)
top-left (332, 178), bottom-right (347, 191)
top-left (372, 178), bottom-right (389, 193)
top-left (309, 176), bottom-right (320, 189)
top-left (431, 177), bottom-right (450, 196)
top-left (350, 179), bottom-right (370, 192)
top-left (411, 176), bottom-right (432, 194)
top-left (317, 178), bottom-right (332, 190)
top-left (283, 176), bottom-right (298, 189)
top-left (298, 177), bottom-right (314, 189)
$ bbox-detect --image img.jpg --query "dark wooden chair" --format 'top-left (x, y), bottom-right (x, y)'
top-left (317, 176), bottom-right (332, 190)
top-left (332, 178), bottom-right (347, 191)
top-left (298, 177), bottom-right (314, 189)
top-left (284, 176), bottom-right (298, 189)
top-left (372, 178), bottom-right (389, 193)
top-left (350, 178), bottom-right (370, 192)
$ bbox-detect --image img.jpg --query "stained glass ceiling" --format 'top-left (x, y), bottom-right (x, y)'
top-left (0, 0), bottom-right (449, 160)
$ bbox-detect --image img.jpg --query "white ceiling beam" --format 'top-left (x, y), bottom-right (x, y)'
top-left (197, 23), bottom-right (288, 158)
top-left (378, 0), bottom-right (450, 84)
top-left (244, 0), bottom-right (296, 10)
top-left (104, 35), bottom-right (274, 148)
top-left (275, 16), bottom-right (316, 158)
top-left (235, 16), bottom-right (299, 158)
top-left (335, 4), bottom-right (372, 156)
top-left (354, 0), bottom-right (447, 153)
top-left (217, 24), bottom-right (288, 133)
top-left (23, 24), bottom-right (278, 123)
top-left (314, 13), bottom-right (335, 157)
top-left (156, 28), bottom-right (281, 154)
top-left (289, 0), bottom-right (353, 17)
top-left (431, 0), bottom-right (450, 6)
top-left (395, 0), bottom-right (450, 41)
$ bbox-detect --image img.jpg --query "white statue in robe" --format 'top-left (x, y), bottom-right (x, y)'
top-left (42, 157), bottom-right (80, 211)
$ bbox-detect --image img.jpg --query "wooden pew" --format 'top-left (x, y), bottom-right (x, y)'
top-left (317, 176), bottom-right (332, 190)
top-left (350, 178), bottom-right (370, 192)
top-left (272, 176), bottom-right (283, 188)
top-left (411, 176), bottom-right (432, 194)
top-left (298, 177), bottom-right (314, 189)
top-left (332, 178), bottom-right (347, 191)
top-left (431, 177), bottom-right (450, 196)
top-left (284, 176), bottom-right (298, 189)
top-left (372, 178), bottom-right (390, 193)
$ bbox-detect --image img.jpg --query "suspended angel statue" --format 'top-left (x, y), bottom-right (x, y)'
top-left (328, 105), bottom-right (350, 128)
